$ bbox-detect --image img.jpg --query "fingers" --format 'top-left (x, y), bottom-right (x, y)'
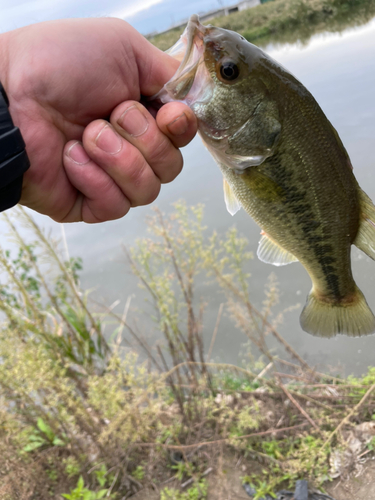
top-left (63, 101), bottom-right (197, 223)
top-left (110, 101), bottom-right (196, 183)
top-left (155, 102), bottom-right (198, 149)
top-left (63, 141), bottom-right (131, 223)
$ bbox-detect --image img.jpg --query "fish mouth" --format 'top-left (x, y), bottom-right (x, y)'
top-left (166, 15), bottom-right (206, 76)
top-left (152, 16), bottom-right (214, 106)
top-left (156, 17), bottom-right (245, 143)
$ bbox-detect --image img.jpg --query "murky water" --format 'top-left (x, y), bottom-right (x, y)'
top-left (4, 18), bottom-right (375, 375)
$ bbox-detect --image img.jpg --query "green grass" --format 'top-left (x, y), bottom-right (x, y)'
top-left (149, 0), bottom-right (375, 51)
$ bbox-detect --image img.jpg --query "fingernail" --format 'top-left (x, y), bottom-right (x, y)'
top-left (67, 142), bottom-right (90, 165)
top-left (96, 124), bottom-right (123, 154)
top-left (118, 105), bottom-right (149, 137)
top-left (167, 113), bottom-right (188, 136)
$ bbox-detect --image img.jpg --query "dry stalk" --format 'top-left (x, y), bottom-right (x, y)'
top-left (253, 361), bottom-right (273, 383)
top-left (207, 303), bottom-right (224, 361)
top-left (276, 377), bottom-right (319, 431)
top-left (139, 422), bottom-right (311, 450)
top-left (15, 206), bottom-right (101, 338)
top-left (214, 269), bottom-right (315, 376)
top-left (320, 383), bottom-right (375, 451)
top-left (164, 361), bottom-right (258, 382)
top-left (287, 390), bottom-right (334, 412)
top-left (181, 467), bottom-right (213, 489)
top-left (3, 212), bottom-right (78, 337)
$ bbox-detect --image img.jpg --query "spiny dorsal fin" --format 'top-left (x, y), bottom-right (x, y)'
top-left (354, 187), bottom-right (375, 260)
top-left (257, 233), bottom-right (298, 266)
top-left (223, 178), bottom-right (241, 216)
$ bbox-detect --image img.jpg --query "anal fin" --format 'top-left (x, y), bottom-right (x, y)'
top-left (223, 178), bottom-right (241, 216)
top-left (257, 233), bottom-right (298, 266)
top-left (354, 188), bottom-right (375, 260)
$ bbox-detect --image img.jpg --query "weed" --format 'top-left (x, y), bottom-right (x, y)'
top-left (1, 203), bottom-right (375, 499)
top-left (63, 457), bottom-right (81, 478)
top-left (161, 479), bottom-right (208, 500)
top-left (23, 417), bottom-right (66, 452)
top-left (131, 465), bottom-right (145, 481)
top-left (62, 476), bottom-right (111, 500)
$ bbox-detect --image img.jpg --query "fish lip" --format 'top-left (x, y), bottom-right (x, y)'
top-left (172, 16), bottom-right (206, 79)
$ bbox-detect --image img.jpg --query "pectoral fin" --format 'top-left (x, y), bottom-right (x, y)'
top-left (354, 188), bottom-right (375, 260)
top-left (257, 233), bottom-right (298, 266)
top-left (223, 178), bottom-right (241, 216)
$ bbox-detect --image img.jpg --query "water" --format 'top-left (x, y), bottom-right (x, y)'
top-left (5, 18), bottom-right (375, 376)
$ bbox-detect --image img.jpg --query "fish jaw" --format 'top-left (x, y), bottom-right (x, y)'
top-left (152, 16), bottom-right (214, 106)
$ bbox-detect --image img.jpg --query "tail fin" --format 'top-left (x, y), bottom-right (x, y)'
top-left (300, 286), bottom-right (375, 338)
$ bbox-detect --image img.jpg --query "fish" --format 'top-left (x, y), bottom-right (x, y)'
top-left (153, 15), bottom-right (375, 338)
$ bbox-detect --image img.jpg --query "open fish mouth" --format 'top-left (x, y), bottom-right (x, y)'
top-left (152, 16), bottom-right (270, 171)
top-left (152, 15), bottom-right (214, 106)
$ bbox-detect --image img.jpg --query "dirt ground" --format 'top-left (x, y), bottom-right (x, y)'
top-left (325, 457), bottom-right (375, 500)
top-left (131, 454), bottom-right (375, 499)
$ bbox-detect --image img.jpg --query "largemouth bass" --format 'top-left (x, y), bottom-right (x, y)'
top-left (154, 15), bottom-right (375, 338)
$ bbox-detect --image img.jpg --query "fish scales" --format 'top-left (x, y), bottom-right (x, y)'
top-left (154, 15), bottom-right (375, 337)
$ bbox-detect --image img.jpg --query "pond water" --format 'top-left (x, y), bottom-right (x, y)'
top-left (5, 17), bottom-right (375, 376)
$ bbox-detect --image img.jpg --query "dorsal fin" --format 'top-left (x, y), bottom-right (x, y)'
top-left (354, 187), bottom-right (375, 260)
top-left (223, 178), bottom-right (241, 216)
top-left (257, 233), bottom-right (298, 266)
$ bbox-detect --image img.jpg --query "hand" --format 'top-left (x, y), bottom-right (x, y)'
top-left (0, 18), bottom-right (197, 223)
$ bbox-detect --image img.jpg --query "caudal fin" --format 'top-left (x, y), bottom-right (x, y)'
top-left (300, 286), bottom-right (375, 338)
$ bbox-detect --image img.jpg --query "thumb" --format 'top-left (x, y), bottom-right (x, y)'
top-left (127, 24), bottom-right (180, 96)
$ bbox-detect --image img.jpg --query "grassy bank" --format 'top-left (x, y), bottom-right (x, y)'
top-left (149, 0), bottom-right (375, 51)
top-left (1, 205), bottom-right (375, 499)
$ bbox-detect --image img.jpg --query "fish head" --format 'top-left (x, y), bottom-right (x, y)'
top-left (154, 15), bottom-right (282, 171)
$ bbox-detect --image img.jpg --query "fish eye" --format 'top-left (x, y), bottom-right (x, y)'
top-left (219, 61), bottom-right (240, 81)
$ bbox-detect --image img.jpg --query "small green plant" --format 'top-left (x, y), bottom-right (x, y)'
top-left (23, 417), bottom-right (66, 452)
top-left (94, 464), bottom-right (110, 487)
top-left (242, 478), bottom-right (277, 500)
top-left (367, 436), bottom-right (375, 452)
top-left (131, 465), bottom-right (145, 481)
top-left (261, 440), bottom-right (285, 460)
top-left (63, 456), bottom-right (81, 478)
top-left (62, 476), bottom-right (110, 500)
top-left (161, 479), bottom-right (208, 500)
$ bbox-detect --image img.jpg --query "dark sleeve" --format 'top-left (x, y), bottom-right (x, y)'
top-left (0, 82), bottom-right (30, 212)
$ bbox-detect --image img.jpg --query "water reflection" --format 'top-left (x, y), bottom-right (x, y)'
top-left (4, 17), bottom-right (375, 375)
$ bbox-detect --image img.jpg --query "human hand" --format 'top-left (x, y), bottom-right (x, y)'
top-left (0, 18), bottom-right (197, 222)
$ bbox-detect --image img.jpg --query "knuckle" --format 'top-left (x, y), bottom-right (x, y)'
top-left (133, 180), bottom-right (161, 207)
top-left (148, 137), bottom-right (173, 166)
top-left (124, 150), bottom-right (149, 188)
top-left (85, 202), bottom-right (130, 223)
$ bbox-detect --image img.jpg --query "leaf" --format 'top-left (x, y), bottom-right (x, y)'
top-left (53, 437), bottom-right (65, 446)
top-left (96, 490), bottom-right (108, 499)
top-left (37, 417), bottom-right (55, 441)
top-left (23, 441), bottom-right (45, 452)
top-left (28, 434), bottom-right (46, 442)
